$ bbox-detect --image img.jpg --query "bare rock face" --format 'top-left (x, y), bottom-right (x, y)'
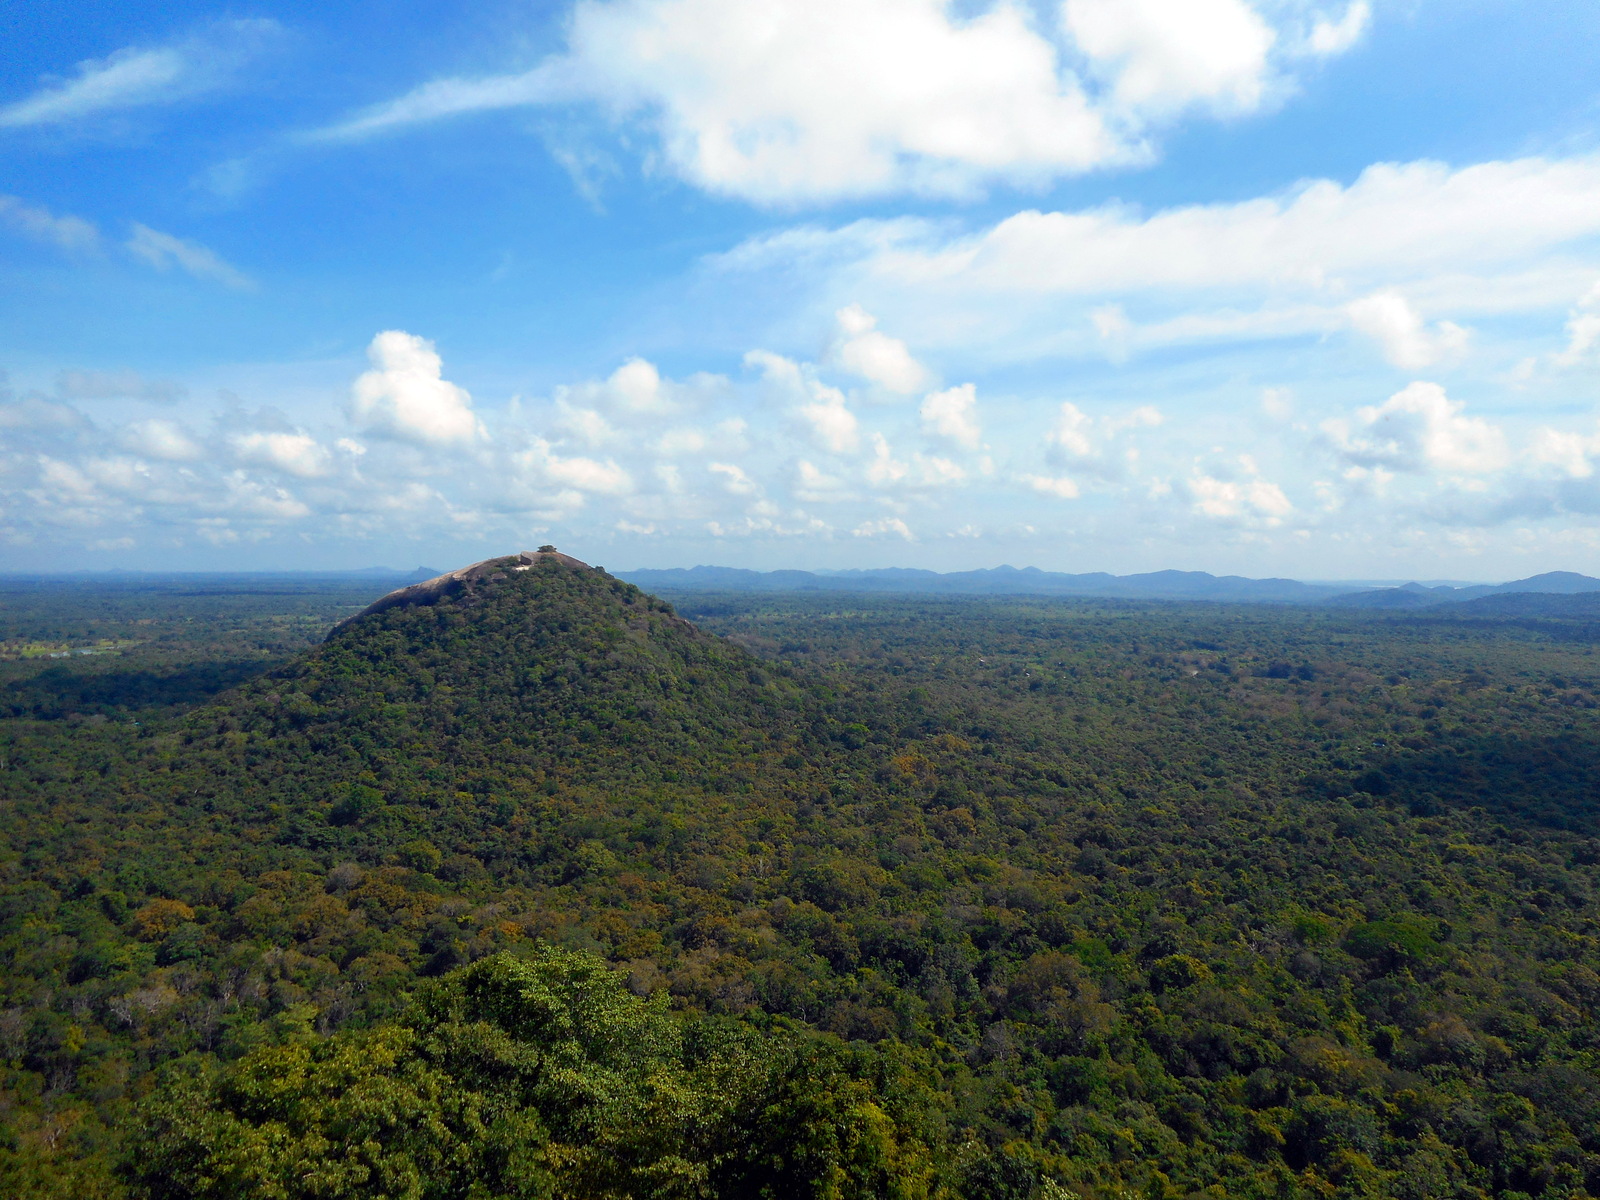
top-left (334, 549), bottom-right (592, 632)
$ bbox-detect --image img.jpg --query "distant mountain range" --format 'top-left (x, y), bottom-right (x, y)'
top-left (1327, 571), bottom-right (1600, 610)
top-left (618, 564), bottom-right (1600, 608)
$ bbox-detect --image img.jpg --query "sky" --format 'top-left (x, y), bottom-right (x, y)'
top-left (3, 0), bottom-right (1600, 579)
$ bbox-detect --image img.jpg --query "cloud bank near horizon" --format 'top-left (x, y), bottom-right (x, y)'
top-left (7, 286), bottom-right (1600, 573)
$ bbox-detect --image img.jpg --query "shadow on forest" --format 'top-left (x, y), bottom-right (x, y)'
top-left (0, 659), bottom-right (277, 720)
top-left (1321, 731), bottom-right (1600, 838)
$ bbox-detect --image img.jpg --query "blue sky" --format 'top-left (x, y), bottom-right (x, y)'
top-left (3, 0), bottom-right (1600, 578)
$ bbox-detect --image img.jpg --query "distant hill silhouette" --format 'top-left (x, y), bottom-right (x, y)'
top-left (1330, 570), bottom-right (1600, 609)
top-left (622, 564), bottom-right (1600, 608)
top-left (621, 564), bottom-right (1347, 603)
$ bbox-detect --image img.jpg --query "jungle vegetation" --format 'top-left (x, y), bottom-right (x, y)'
top-left (2, 557), bottom-right (1600, 1198)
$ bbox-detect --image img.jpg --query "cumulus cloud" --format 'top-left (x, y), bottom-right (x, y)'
top-left (1306, 2), bottom-right (1371, 57)
top-left (517, 438), bottom-right (633, 494)
top-left (315, 0), bottom-right (1118, 201)
top-left (1063, 0), bottom-right (1276, 118)
top-left (230, 431), bottom-right (335, 478)
top-left (1557, 313), bottom-right (1600, 368)
top-left (747, 350), bottom-right (861, 453)
top-left (117, 419), bottom-right (203, 462)
top-left (709, 462), bottom-right (760, 495)
top-left (555, 356), bottom-right (724, 416)
top-left (862, 433), bottom-right (969, 490)
top-left (1187, 457), bottom-right (1292, 524)
top-left (0, 20), bottom-right (281, 128)
top-left (1527, 427), bottom-right (1600, 480)
top-left (1553, 285), bottom-right (1600, 368)
top-left (1046, 401), bottom-right (1161, 469)
top-left (866, 434), bottom-right (909, 486)
top-left (0, 195), bottom-right (100, 252)
top-left (827, 305), bottom-right (931, 393)
top-left (554, 402), bottom-right (616, 447)
top-left (350, 331), bottom-right (485, 447)
top-left (798, 388), bottom-right (860, 454)
top-left (311, 0), bottom-right (1361, 204)
top-left (920, 383), bottom-right (981, 449)
top-left (792, 459), bottom-right (858, 503)
top-left (1023, 474), bottom-right (1082, 499)
top-left (1016, 402), bottom-right (1161, 501)
top-left (126, 224), bottom-right (253, 289)
top-left (1324, 382), bottom-right (1509, 476)
top-left (853, 516), bottom-right (915, 540)
top-left (23, 315), bottom-right (1600, 565)
top-left (1346, 291), bottom-right (1468, 369)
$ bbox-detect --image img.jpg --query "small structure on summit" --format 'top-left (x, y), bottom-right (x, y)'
top-left (334, 549), bottom-right (591, 632)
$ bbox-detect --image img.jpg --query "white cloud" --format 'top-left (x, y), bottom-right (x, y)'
top-left (317, 0), bottom-right (1119, 201)
top-left (555, 402), bottom-right (616, 446)
top-left (866, 433), bottom-right (909, 486)
top-left (871, 156), bottom-right (1600, 297)
top-left (1556, 312), bottom-right (1600, 368)
top-left (853, 516), bottom-right (915, 540)
top-left (709, 462), bottom-right (759, 495)
top-left (1188, 458), bottom-right (1291, 523)
top-left (518, 438), bottom-right (633, 494)
top-left (556, 356), bottom-right (722, 415)
top-left (799, 388), bottom-right (860, 454)
top-left (655, 428), bottom-right (707, 455)
top-left (1043, 401), bottom-right (1161, 475)
top-left (718, 155), bottom-right (1600, 366)
top-left (600, 357), bottom-right (670, 412)
top-left (1553, 286), bottom-right (1600, 368)
top-left (0, 195), bottom-right (100, 252)
top-left (827, 305), bottom-right (931, 393)
top-left (1062, 0), bottom-right (1276, 118)
top-left (0, 48), bottom-right (186, 128)
top-left (309, 66), bottom-right (574, 143)
top-left (920, 383), bottom-right (981, 449)
top-left (1023, 473), bottom-right (1082, 499)
top-left (1346, 290), bottom-right (1468, 369)
top-left (1324, 381), bottom-right (1508, 475)
top-left (1017, 404), bottom-right (1158, 502)
top-left (794, 459), bottom-right (851, 501)
top-left (312, 0), bottom-right (1364, 205)
top-left (1049, 402), bottom-right (1096, 459)
top-left (0, 21), bottom-right (280, 128)
top-left (1527, 427), bottom-right (1600, 479)
top-left (1089, 303), bottom-right (1133, 360)
top-left (230, 431), bottom-right (335, 478)
top-left (349, 330), bottom-right (485, 446)
top-left (126, 224), bottom-right (253, 289)
top-left (222, 472), bottom-right (311, 520)
top-left (1306, 2), bottom-right (1371, 57)
top-left (117, 419), bottom-right (203, 462)
top-left (747, 349), bottom-right (861, 453)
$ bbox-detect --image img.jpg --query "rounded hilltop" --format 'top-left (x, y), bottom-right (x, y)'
top-left (335, 546), bottom-right (595, 630)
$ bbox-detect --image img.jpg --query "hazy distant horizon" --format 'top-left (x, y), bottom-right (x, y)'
top-left (0, 556), bottom-right (1520, 591)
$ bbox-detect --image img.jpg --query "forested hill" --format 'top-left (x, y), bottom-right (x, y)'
top-left (223, 548), bottom-right (818, 804)
top-left (7, 564), bottom-right (1600, 1197)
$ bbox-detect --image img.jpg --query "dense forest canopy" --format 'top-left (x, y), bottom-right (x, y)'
top-left (2, 556), bottom-right (1600, 1198)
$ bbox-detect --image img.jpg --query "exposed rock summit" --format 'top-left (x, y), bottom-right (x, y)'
top-left (334, 548), bottom-right (592, 632)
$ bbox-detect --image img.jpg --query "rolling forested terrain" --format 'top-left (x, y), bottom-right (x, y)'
top-left (3, 556), bottom-right (1600, 1198)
